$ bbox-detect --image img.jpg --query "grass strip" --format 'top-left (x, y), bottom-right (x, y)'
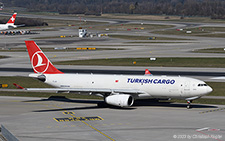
top-left (153, 27), bottom-right (225, 38)
top-left (126, 41), bottom-right (192, 44)
top-left (0, 56), bottom-right (8, 59)
top-left (109, 35), bottom-right (189, 40)
top-left (207, 82), bottom-right (225, 96)
top-left (0, 76), bottom-right (52, 89)
top-left (194, 48), bottom-right (225, 53)
top-left (54, 57), bottom-right (225, 68)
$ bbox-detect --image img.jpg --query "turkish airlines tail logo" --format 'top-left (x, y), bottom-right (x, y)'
top-left (7, 13), bottom-right (17, 24)
top-left (35, 54), bottom-right (46, 67)
top-left (32, 51), bottom-right (49, 73)
top-left (25, 41), bottom-right (63, 74)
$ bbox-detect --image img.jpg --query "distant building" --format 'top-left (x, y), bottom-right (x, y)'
top-left (0, 2), bottom-right (4, 10)
top-left (79, 27), bottom-right (87, 38)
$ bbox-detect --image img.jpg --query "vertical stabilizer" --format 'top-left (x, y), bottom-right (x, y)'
top-left (6, 13), bottom-right (17, 25)
top-left (145, 69), bottom-right (152, 76)
top-left (25, 41), bottom-right (63, 74)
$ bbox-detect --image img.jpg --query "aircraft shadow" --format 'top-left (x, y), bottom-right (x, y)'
top-left (133, 99), bottom-right (218, 109)
top-left (23, 96), bottom-right (217, 112)
top-left (23, 96), bottom-right (102, 104)
top-left (26, 96), bottom-right (136, 112)
top-left (33, 106), bottom-right (102, 112)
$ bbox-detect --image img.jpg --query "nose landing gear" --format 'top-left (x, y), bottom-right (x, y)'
top-left (187, 100), bottom-right (192, 109)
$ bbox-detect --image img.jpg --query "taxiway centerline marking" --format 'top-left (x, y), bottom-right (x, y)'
top-left (50, 103), bottom-right (115, 141)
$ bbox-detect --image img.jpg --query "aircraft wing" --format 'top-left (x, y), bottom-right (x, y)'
top-left (25, 88), bottom-right (145, 95)
top-left (14, 83), bottom-right (144, 95)
top-left (15, 24), bottom-right (25, 27)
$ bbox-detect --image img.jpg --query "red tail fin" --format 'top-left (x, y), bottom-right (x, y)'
top-left (25, 41), bottom-right (63, 74)
top-left (145, 69), bottom-right (152, 75)
top-left (7, 13), bottom-right (17, 24)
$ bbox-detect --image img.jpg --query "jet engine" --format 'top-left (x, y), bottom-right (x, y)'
top-left (105, 94), bottom-right (134, 107)
top-left (29, 73), bottom-right (46, 82)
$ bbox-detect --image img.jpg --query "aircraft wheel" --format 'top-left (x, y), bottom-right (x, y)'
top-left (187, 105), bottom-right (192, 109)
top-left (187, 100), bottom-right (192, 109)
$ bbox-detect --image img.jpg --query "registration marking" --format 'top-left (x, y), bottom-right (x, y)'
top-left (54, 116), bottom-right (104, 122)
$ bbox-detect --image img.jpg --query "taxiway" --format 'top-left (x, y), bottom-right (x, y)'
top-left (0, 12), bottom-right (225, 141)
top-left (0, 96), bottom-right (224, 141)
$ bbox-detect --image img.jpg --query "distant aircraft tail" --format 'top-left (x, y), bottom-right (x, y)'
top-left (25, 41), bottom-right (63, 74)
top-left (6, 13), bottom-right (17, 25)
top-left (145, 69), bottom-right (152, 76)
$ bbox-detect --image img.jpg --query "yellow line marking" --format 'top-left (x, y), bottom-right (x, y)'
top-left (63, 111), bottom-right (75, 115)
top-left (81, 121), bottom-right (115, 141)
top-left (53, 116), bottom-right (103, 122)
top-left (70, 112), bottom-right (114, 140)
top-left (199, 108), bottom-right (225, 114)
top-left (48, 102), bottom-right (114, 140)
top-left (53, 118), bottom-right (59, 122)
top-left (98, 116), bottom-right (104, 120)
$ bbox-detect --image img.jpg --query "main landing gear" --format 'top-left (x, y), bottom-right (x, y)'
top-left (187, 100), bottom-right (192, 109)
top-left (97, 102), bottom-right (109, 108)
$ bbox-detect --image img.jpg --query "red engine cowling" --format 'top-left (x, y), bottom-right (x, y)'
top-left (105, 94), bottom-right (134, 107)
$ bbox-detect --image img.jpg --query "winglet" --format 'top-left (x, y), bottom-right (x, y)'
top-left (13, 83), bottom-right (24, 89)
top-left (145, 69), bottom-right (152, 76)
top-left (25, 41), bottom-right (63, 74)
top-left (6, 13), bottom-right (17, 25)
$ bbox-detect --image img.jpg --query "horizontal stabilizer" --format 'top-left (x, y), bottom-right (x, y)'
top-left (13, 83), bottom-right (24, 89)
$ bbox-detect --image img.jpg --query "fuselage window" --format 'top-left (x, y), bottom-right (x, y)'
top-left (198, 84), bottom-right (207, 87)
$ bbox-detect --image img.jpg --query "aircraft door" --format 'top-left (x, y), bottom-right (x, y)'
top-left (180, 81), bottom-right (190, 96)
top-left (184, 81), bottom-right (190, 94)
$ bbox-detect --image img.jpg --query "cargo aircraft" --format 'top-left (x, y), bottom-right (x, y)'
top-left (21, 41), bottom-right (213, 109)
top-left (0, 13), bottom-right (24, 31)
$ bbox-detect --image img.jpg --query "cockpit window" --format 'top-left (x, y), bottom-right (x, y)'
top-left (198, 84), bottom-right (208, 87)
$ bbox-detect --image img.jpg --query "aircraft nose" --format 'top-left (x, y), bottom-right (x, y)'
top-left (206, 86), bottom-right (213, 93)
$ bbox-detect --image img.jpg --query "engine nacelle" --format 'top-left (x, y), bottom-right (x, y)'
top-left (105, 94), bottom-right (134, 107)
top-left (29, 73), bottom-right (46, 82)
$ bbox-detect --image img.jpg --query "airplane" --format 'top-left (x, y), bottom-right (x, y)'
top-left (21, 40), bottom-right (213, 109)
top-left (0, 13), bottom-right (24, 31)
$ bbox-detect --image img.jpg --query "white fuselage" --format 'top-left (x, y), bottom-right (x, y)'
top-left (0, 24), bottom-right (16, 31)
top-left (43, 73), bottom-right (212, 100)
